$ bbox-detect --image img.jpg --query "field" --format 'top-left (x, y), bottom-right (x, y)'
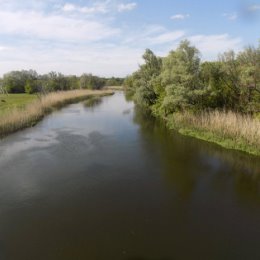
top-left (0, 94), bottom-right (37, 115)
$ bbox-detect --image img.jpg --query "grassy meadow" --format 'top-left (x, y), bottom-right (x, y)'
top-left (0, 94), bottom-right (37, 115)
top-left (0, 89), bottom-right (113, 138)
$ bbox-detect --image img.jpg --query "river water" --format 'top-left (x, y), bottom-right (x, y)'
top-left (0, 92), bottom-right (259, 260)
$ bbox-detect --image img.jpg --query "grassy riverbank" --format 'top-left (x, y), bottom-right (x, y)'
top-left (104, 86), bottom-right (124, 91)
top-left (0, 89), bottom-right (113, 138)
top-left (167, 110), bottom-right (260, 156)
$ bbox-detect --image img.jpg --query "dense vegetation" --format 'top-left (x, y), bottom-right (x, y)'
top-left (125, 40), bottom-right (260, 115)
top-left (0, 71), bottom-right (123, 94)
top-left (124, 40), bottom-right (260, 155)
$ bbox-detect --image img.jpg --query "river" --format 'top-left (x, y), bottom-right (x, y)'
top-left (0, 92), bottom-right (259, 260)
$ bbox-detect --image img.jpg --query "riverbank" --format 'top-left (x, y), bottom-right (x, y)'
top-left (0, 89), bottom-right (113, 138)
top-left (104, 86), bottom-right (124, 91)
top-left (166, 110), bottom-right (260, 156)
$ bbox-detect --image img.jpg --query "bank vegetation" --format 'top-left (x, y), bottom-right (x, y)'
top-left (124, 40), bottom-right (260, 156)
top-left (0, 89), bottom-right (113, 137)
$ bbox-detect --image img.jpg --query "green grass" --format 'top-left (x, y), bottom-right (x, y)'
top-left (0, 94), bottom-right (37, 115)
top-left (177, 127), bottom-right (260, 156)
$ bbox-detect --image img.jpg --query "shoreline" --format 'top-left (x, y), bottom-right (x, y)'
top-left (175, 126), bottom-right (260, 157)
top-left (0, 89), bottom-right (114, 138)
top-left (164, 112), bottom-right (260, 157)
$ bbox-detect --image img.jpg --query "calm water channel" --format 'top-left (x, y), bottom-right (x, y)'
top-left (0, 92), bottom-right (259, 260)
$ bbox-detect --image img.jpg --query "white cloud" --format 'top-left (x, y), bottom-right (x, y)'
top-left (170, 14), bottom-right (190, 20)
top-left (0, 43), bottom-right (143, 77)
top-left (122, 24), bottom-right (185, 47)
top-left (248, 4), bottom-right (260, 12)
top-left (62, 3), bottom-right (76, 12)
top-left (188, 34), bottom-right (242, 59)
top-left (223, 12), bottom-right (237, 21)
top-left (146, 31), bottom-right (185, 45)
top-left (61, 2), bottom-right (109, 14)
top-left (0, 10), bottom-right (119, 42)
top-left (117, 2), bottom-right (137, 12)
top-left (0, 45), bottom-right (10, 51)
top-left (0, 1), bottom-right (247, 77)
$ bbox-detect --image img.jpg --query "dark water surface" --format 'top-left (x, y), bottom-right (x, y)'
top-left (0, 92), bottom-right (259, 260)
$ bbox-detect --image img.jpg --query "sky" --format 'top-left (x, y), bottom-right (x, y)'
top-left (0, 0), bottom-right (259, 77)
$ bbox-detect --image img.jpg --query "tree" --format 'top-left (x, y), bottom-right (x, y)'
top-left (124, 49), bottom-right (162, 107)
top-left (106, 77), bottom-right (124, 86)
top-left (200, 61), bottom-right (231, 109)
top-left (2, 70), bottom-right (38, 93)
top-left (125, 39), bottom-right (260, 116)
top-left (67, 75), bottom-right (80, 90)
top-left (237, 46), bottom-right (260, 112)
top-left (80, 74), bottom-right (105, 90)
top-left (160, 40), bottom-right (204, 114)
top-left (25, 79), bottom-right (38, 94)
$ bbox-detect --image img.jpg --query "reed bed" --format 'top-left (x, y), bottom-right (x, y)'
top-left (0, 89), bottom-right (113, 137)
top-left (104, 86), bottom-right (124, 91)
top-left (169, 110), bottom-right (260, 155)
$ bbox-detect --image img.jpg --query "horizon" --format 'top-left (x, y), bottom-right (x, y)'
top-left (0, 0), bottom-right (259, 77)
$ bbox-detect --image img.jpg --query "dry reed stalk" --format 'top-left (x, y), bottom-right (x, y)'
top-left (172, 110), bottom-right (260, 149)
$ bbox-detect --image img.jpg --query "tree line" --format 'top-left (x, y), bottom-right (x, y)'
top-left (124, 40), bottom-right (260, 115)
top-left (0, 71), bottom-right (124, 94)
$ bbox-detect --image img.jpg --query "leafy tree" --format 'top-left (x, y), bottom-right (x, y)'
top-left (237, 46), bottom-right (260, 112)
top-left (125, 40), bottom-right (260, 115)
top-left (25, 79), bottom-right (38, 94)
top-left (66, 75), bottom-right (80, 90)
top-left (2, 70), bottom-right (38, 93)
top-left (80, 74), bottom-right (105, 90)
top-left (200, 61), bottom-right (233, 109)
top-left (106, 77), bottom-right (124, 86)
top-left (160, 40), bottom-right (204, 114)
top-left (126, 49), bottom-right (162, 107)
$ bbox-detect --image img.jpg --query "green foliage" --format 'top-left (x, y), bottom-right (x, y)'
top-left (237, 46), bottom-right (260, 113)
top-left (124, 40), bottom-right (260, 116)
top-left (124, 49), bottom-right (162, 107)
top-left (80, 73), bottom-right (105, 90)
top-left (0, 70), bottom-right (108, 94)
top-left (25, 80), bottom-right (38, 94)
top-left (160, 40), bottom-right (206, 113)
top-left (2, 70), bottom-right (37, 93)
top-left (105, 77), bottom-right (124, 86)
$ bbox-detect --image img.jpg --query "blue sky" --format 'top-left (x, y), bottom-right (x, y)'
top-left (0, 0), bottom-right (259, 77)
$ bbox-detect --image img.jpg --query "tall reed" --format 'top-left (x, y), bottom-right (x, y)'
top-left (169, 110), bottom-right (260, 155)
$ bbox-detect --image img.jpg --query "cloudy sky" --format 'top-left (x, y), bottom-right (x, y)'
top-left (0, 0), bottom-right (259, 77)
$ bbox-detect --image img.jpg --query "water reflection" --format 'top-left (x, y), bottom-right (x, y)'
top-left (133, 106), bottom-right (260, 204)
top-left (0, 92), bottom-right (259, 260)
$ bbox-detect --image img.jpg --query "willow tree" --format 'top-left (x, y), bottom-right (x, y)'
top-left (237, 46), bottom-right (260, 112)
top-left (133, 49), bottom-right (162, 107)
top-left (160, 40), bottom-right (205, 114)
